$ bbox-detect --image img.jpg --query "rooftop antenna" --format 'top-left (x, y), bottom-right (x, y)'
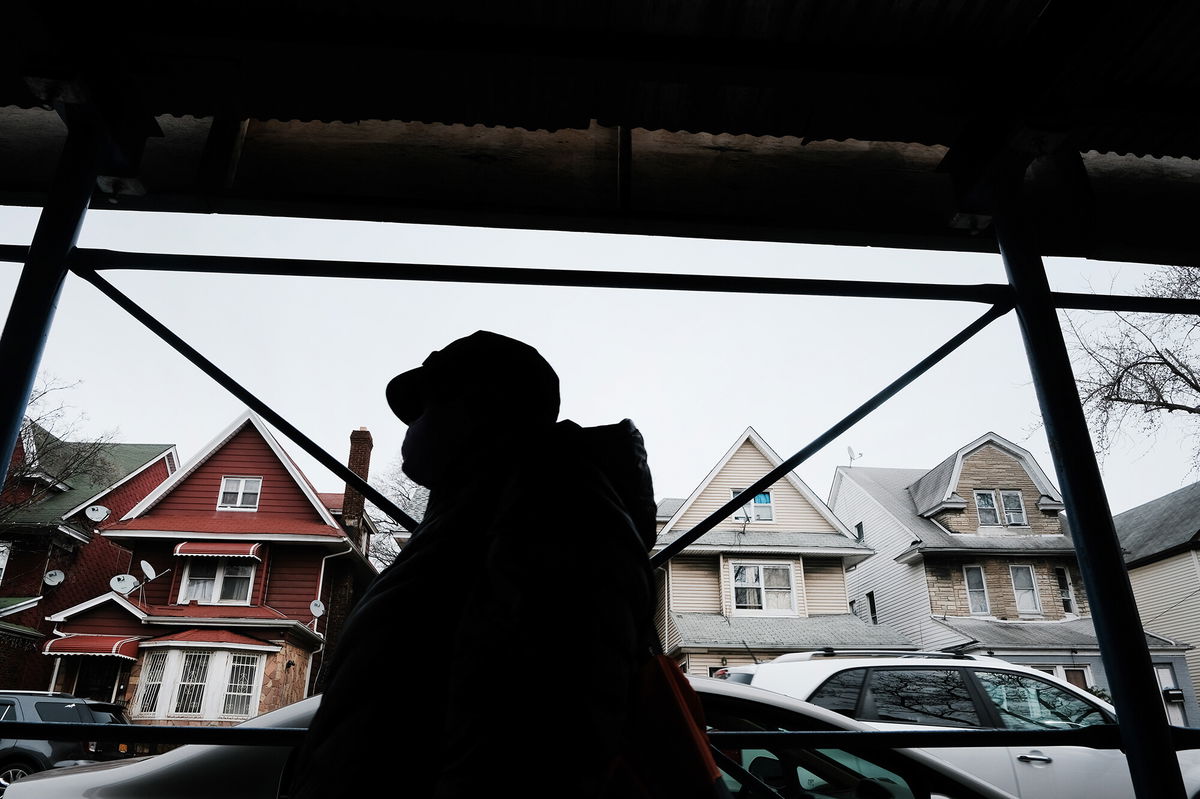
top-left (846, 446), bottom-right (863, 466)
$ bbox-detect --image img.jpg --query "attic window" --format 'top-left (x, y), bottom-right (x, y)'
top-left (732, 489), bottom-right (773, 522)
top-left (218, 477), bottom-right (262, 511)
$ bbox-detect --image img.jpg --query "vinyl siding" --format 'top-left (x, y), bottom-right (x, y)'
top-left (149, 427), bottom-right (320, 521)
top-left (58, 601), bottom-right (145, 637)
top-left (803, 558), bottom-right (848, 614)
top-left (264, 545), bottom-right (323, 619)
top-left (831, 473), bottom-right (949, 649)
top-left (1129, 551), bottom-right (1200, 695)
top-left (676, 441), bottom-right (837, 533)
top-left (669, 556), bottom-right (722, 613)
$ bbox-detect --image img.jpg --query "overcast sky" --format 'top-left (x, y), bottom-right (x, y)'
top-left (0, 205), bottom-right (1193, 518)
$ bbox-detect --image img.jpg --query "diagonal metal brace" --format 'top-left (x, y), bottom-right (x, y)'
top-left (651, 302), bottom-right (1012, 569)
top-left (71, 267), bottom-right (419, 532)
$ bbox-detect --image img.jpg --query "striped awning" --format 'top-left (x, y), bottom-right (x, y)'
top-left (44, 634), bottom-right (142, 660)
top-left (174, 542), bottom-right (262, 558)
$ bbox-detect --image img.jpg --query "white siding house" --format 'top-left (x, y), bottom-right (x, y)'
top-left (653, 426), bottom-right (913, 678)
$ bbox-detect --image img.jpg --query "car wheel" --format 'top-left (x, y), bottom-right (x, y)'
top-left (0, 762), bottom-right (37, 796)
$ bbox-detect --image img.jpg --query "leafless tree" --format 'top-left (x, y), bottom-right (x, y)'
top-left (1064, 265), bottom-right (1200, 470)
top-left (365, 453), bottom-right (428, 569)
top-left (1, 375), bottom-right (118, 525)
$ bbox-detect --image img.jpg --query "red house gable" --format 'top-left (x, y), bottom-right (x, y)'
top-left (104, 413), bottom-right (342, 539)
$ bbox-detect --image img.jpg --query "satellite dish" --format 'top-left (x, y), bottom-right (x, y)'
top-left (110, 574), bottom-right (138, 595)
top-left (85, 505), bottom-right (111, 523)
top-left (846, 446), bottom-right (862, 465)
top-left (140, 560), bottom-right (157, 580)
top-left (309, 600), bottom-right (326, 618)
top-left (43, 570), bottom-right (65, 586)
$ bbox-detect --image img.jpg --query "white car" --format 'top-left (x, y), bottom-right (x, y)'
top-left (5, 676), bottom-right (1020, 799)
top-left (715, 650), bottom-right (1200, 799)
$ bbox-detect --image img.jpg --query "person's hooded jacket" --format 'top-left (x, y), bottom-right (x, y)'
top-left (290, 418), bottom-right (658, 799)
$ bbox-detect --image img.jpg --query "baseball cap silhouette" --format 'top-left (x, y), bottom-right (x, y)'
top-left (386, 331), bottom-right (560, 425)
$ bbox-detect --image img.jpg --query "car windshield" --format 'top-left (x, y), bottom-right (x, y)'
top-left (702, 692), bottom-right (993, 799)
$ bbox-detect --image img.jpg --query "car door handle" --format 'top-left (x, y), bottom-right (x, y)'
top-left (1017, 753), bottom-right (1053, 764)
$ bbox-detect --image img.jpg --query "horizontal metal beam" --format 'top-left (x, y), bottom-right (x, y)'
top-left (68, 247), bottom-right (1008, 304)
top-left (8, 717), bottom-right (1200, 751)
top-left (6, 247), bottom-right (1197, 315)
top-left (651, 302), bottom-right (1011, 568)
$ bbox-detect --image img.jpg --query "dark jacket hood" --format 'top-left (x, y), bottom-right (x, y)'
top-left (558, 418), bottom-right (658, 551)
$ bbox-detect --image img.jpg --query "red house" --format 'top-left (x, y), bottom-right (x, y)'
top-left (0, 421), bottom-right (177, 692)
top-left (42, 411), bottom-right (378, 726)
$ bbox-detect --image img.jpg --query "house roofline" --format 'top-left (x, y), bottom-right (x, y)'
top-left (60, 446), bottom-right (179, 521)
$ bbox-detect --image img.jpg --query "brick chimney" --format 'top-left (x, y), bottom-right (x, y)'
top-left (342, 427), bottom-right (373, 550)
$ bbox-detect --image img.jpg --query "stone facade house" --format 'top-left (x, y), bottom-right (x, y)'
top-left (1113, 480), bottom-right (1200, 722)
top-left (828, 431), bottom-right (1197, 724)
top-left (653, 426), bottom-right (913, 679)
top-left (39, 411), bottom-right (378, 727)
top-left (0, 420), bottom-right (177, 692)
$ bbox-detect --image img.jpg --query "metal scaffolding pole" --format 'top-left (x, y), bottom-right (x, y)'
top-left (995, 181), bottom-right (1186, 799)
top-left (0, 126), bottom-right (98, 478)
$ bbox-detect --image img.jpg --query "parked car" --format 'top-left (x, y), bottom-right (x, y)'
top-left (5, 676), bottom-right (1020, 799)
top-left (0, 691), bottom-right (133, 795)
top-left (715, 650), bottom-right (1200, 799)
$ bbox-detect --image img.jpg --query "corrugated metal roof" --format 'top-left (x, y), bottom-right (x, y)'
top-left (5, 2), bottom-right (1200, 264)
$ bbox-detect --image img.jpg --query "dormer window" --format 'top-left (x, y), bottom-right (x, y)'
top-left (975, 489), bottom-right (1028, 527)
top-left (218, 477), bottom-right (262, 511)
top-left (732, 489), bottom-right (773, 522)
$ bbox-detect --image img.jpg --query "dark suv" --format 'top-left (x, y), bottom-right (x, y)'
top-left (0, 691), bottom-right (132, 795)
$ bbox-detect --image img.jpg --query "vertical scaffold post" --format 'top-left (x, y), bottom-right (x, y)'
top-left (0, 123), bottom-right (99, 477)
top-left (995, 175), bottom-right (1185, 799)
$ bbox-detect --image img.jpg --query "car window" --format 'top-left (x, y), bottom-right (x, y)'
top-left (35, 700), bottom-right (92, 722)
top-left (702, 691), bottom-right (990, 799)
top-left (973, 670), bottom-right (1113, 730)
top-left (865, 669), bottom-right (981, 727)
top-left (807, 668), bottom-right (867, 718)
top-left (0, 700), bottom-right (15, 721)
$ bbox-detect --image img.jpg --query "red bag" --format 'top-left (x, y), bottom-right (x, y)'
top-left (606, 654), bottom-right (734, 799)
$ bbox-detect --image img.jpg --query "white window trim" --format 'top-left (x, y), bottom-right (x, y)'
top-left (730, 559), bottom-right (796, 616)
top-left (1032, 664), bottom-right (1094, 687)
top-left (1054, 566), bottom-right (1078, 615)
top-left (132, 648), bottom-right (265, 721)
top-left (731, 488), bottom-right (774, 523)
top-left (1009, 564), bottom-right (1042, 615)
top-left (217, 476), bottom-right (263, 511)
top-left (176, 558), bottom-right (256, 606)
top-left (1000, 490), bottom-right (1029, 526)
top-left (963, 565), bottom-right (991, 615)
top-left (974, 490), bottom-right (1002, 527)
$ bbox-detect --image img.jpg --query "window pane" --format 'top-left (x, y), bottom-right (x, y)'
top-left (734, 566), bottom-right (760, 585)
top-left (735, 587), bottom-right (762, 609)
top-left (1011, 567), bottom-right (1034, 590)
top-left (975, 491), bottom-right (999, 525)
top-left (763, 566), bottom-right (790, 588)
top-left (968, 590), bottom-right (989, 614)
top-left (868, 669), bottom-right (980, 727)
top-left (219, 564), bottom-right (253, 602)
top-left (976, 671), bottom-right (1109, 729)
top-left (174, 652), bottom-right (211, 714)
top-left (765, 589), bottom-right (792, 610)
top-left (223, 655), bottom-right (258, 716)
top-left (809, 669), bottom-right (867, 717)
top-left (139, 652), bottom-right (168, 714)
top-left (964, 567), bottom-right (985, 591)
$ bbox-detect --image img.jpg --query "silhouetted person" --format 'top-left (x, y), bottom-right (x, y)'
top-left (290, 330), bottom-right (657, 799)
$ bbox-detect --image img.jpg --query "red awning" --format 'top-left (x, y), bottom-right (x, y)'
top-left (174, 542), bottom-right (262, 558)
top-left (44, 635), bottom-right (142, 660)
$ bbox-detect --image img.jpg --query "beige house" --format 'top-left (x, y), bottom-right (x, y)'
top-left (828, 431), bottom-right (1196, 723)
top-left (1113, 481), bottom-right (1200, 719)
top-left (652, 427), bottom-right (912, 679)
